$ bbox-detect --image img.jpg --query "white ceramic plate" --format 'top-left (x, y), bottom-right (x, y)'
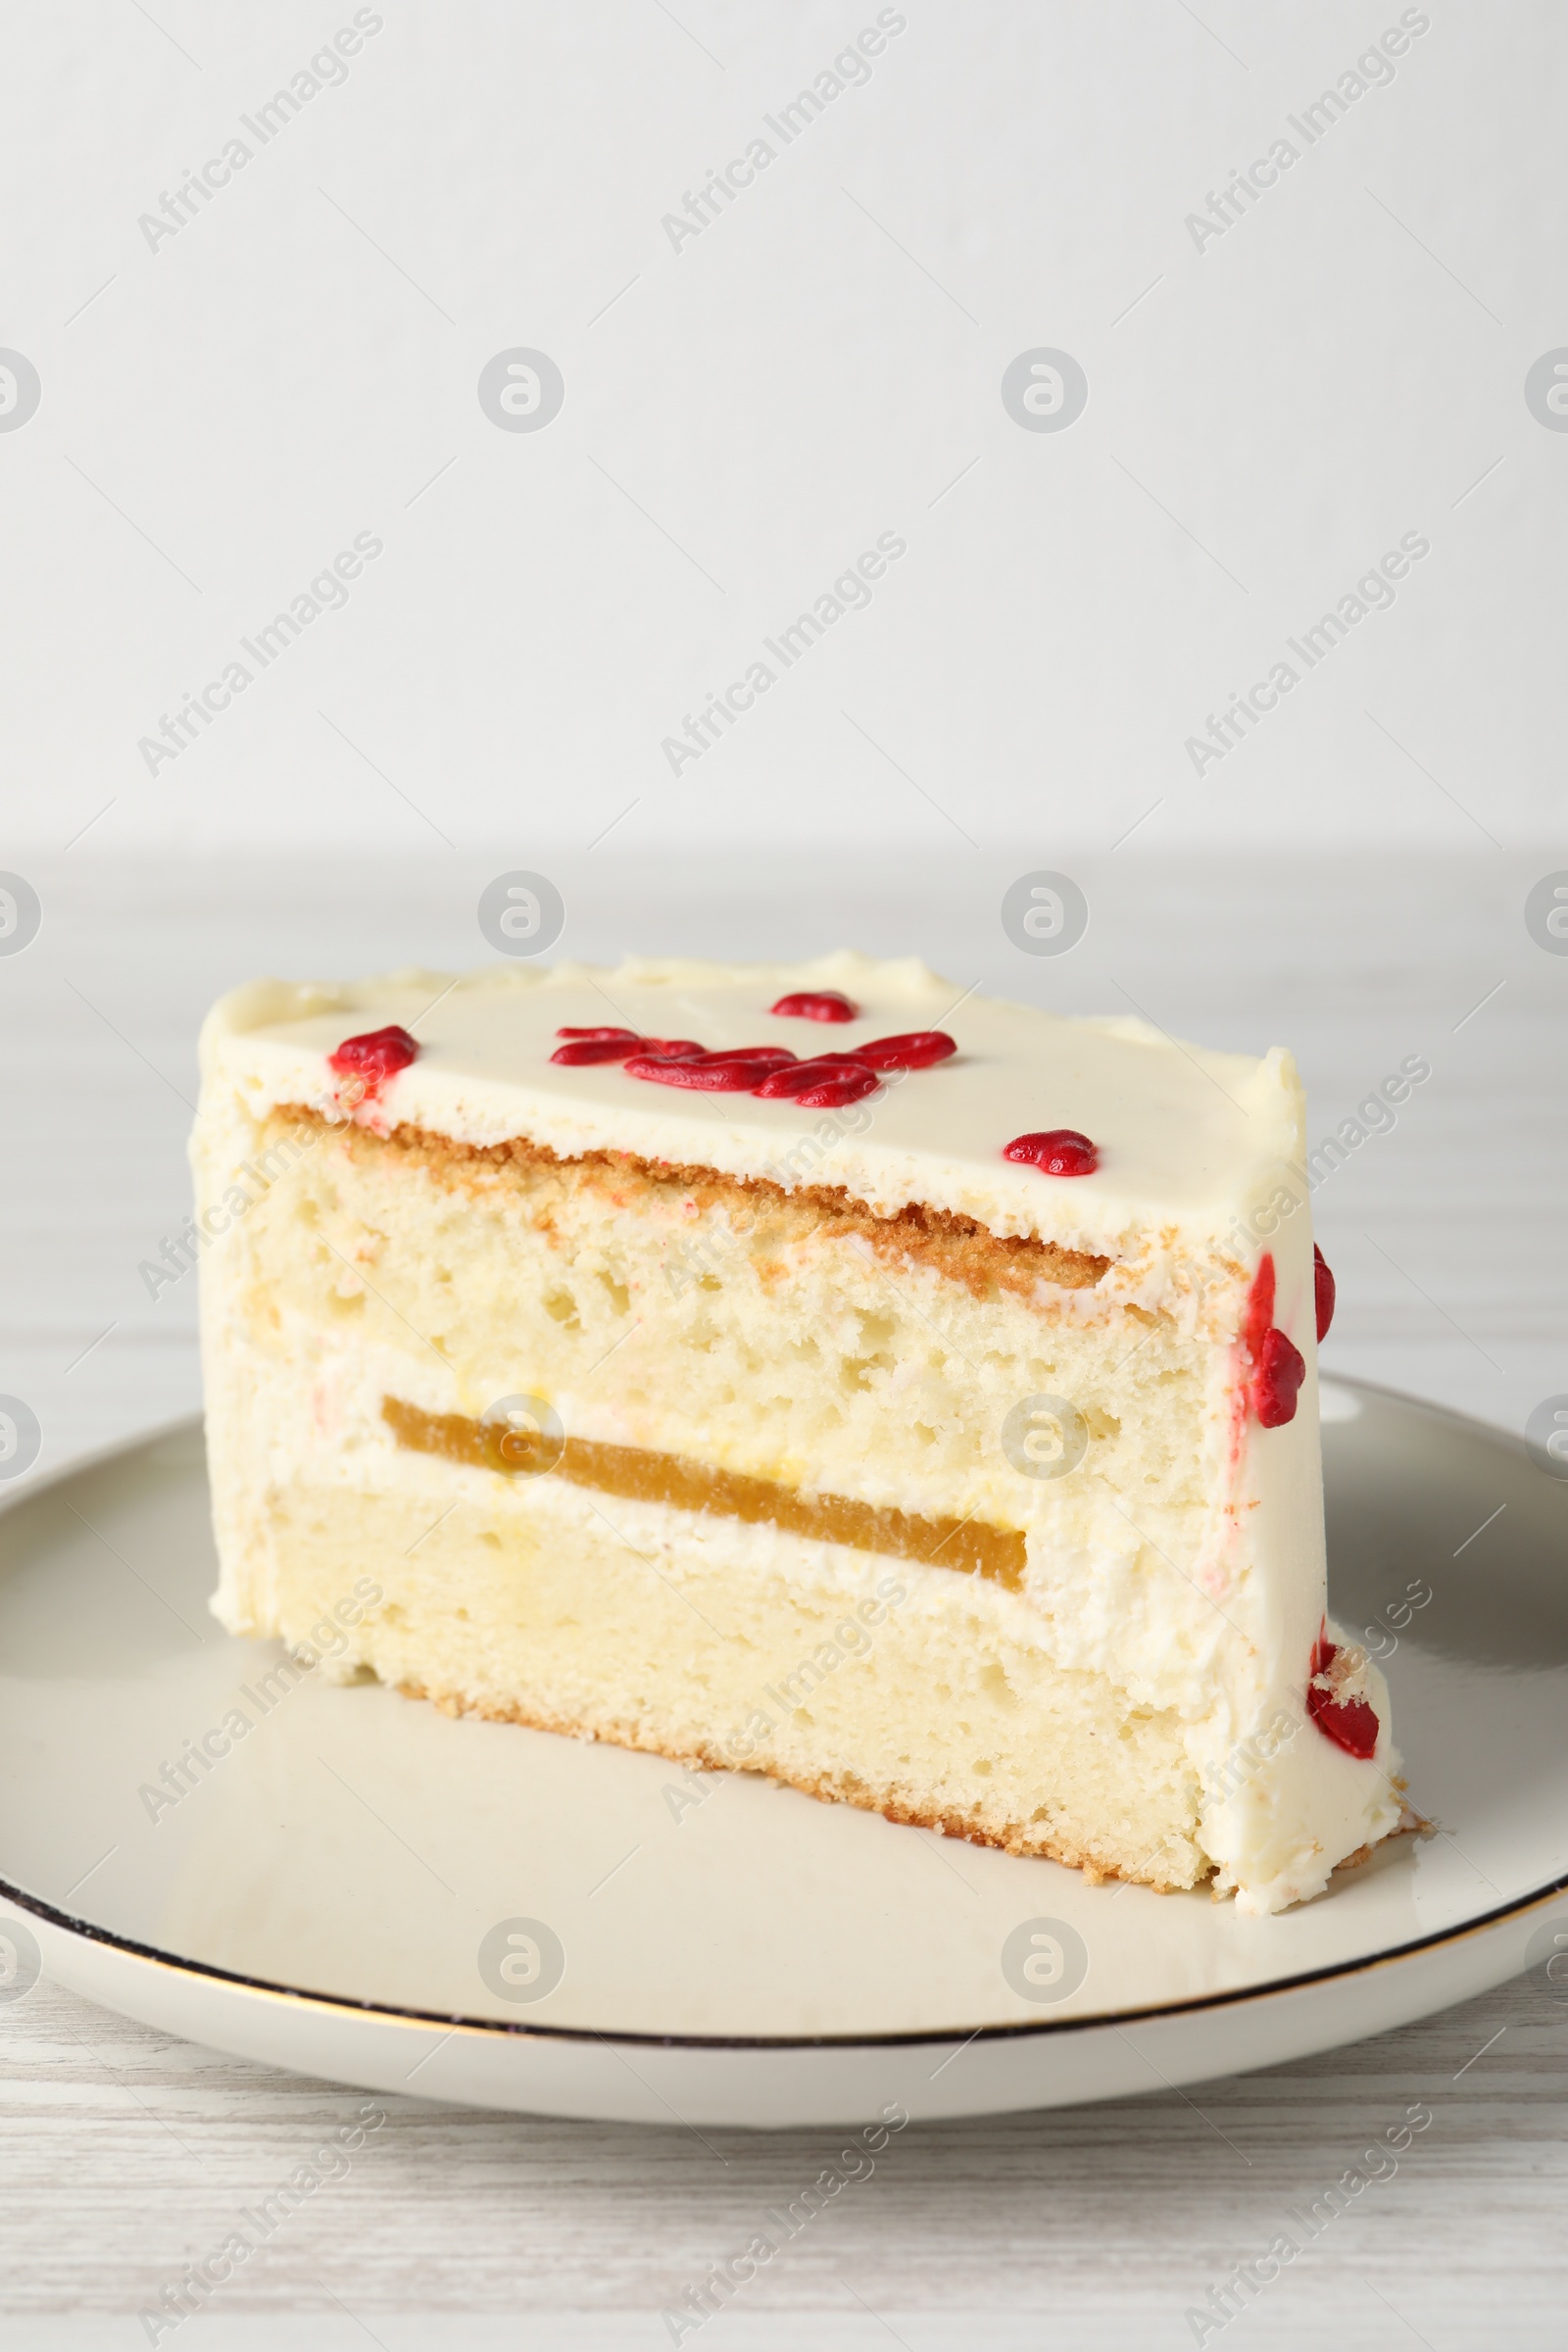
top-left (2, 1380), bottom-right (1565, 2128)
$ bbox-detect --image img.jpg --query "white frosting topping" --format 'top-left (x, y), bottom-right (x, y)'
top-left (201, 951), bottom-right (1304, 1264)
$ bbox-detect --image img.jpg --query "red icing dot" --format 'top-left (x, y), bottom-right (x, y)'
top-left (754, 1056), bottom-right (877, 1100)
top-left (770, 990), bottom-right (858, 1022)
top-left (1003, 1129), bottom-right (1099, 1177)
top-left (852, 1030), bottom-right (956, 1070)
top-left (1314, 1243), bottom-right (1336, 1343)
top-left (1306, 1629), bottom-right (1380, 1761)
top-left (1253, 1327), bottom-right (1306, 1427)
top-left (557, 1026), bottom-right (639, 1042)
top-left (327, 1025), bottom-right (418, 1100)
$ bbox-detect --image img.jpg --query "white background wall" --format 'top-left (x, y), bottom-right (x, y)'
top-left (1, 0), bottom-right (1564, 1470)
top-left (1, 0), bottom-right (1563, 861)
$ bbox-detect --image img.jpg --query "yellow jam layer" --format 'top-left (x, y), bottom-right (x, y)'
top-left (382, 1396), bottom-right (1027, 1591)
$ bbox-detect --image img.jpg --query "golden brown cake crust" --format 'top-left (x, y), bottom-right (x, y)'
top-left (392, 1673), bottom-right (1206, 1894)
top-left (392, 1673), bottom-right (1419, 1898)
top-left (271, 1107), bottom-right (1113, 1299)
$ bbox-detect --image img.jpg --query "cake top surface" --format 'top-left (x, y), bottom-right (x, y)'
top-left (201, 951), bottom-right (1304, 1263)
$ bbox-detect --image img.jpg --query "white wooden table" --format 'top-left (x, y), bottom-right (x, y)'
top-left (2, 850), bottom-right (1564, 2349)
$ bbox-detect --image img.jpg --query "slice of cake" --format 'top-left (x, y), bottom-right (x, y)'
top-left (190, 952), bottom-right (1402, 1913)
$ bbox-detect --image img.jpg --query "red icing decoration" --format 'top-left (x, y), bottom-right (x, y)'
top-left (327, 1025), bottom-right (418, 1100)
top-left (596, 1015), bottom-right (956, 1100)
top-left (1306, 1628), bottom-right (1380, 1760)
top-left (1253, 1327), bottom-right (1306, 1427)
top-left (1242, 1251), bottom-right (1276, 1364)
top-left (551, 1037), bottom-right (642, 1064)
top-left (624, 1052), bottom-right (782, 1092)
top-left (1003, 1129), bottom-right (1098, 1177)
top-left (710, 1047), bottom-right (797, 1070)
top-left (554, 1028), bottom-right (724, 1068)
top-left (1239, 1252), bottom-right (1304, 1428)
top-left (754, 1056), bottom-right (878, 1101)
top-left (793, 1070), bottom-right (881, 1107)
top-left (852, 1030), bottom-right (956, 1070)
top-left (770, 990), bottom-right (858, 1022)
top-left (1314, 1243), bottom-right (1336, 1342)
